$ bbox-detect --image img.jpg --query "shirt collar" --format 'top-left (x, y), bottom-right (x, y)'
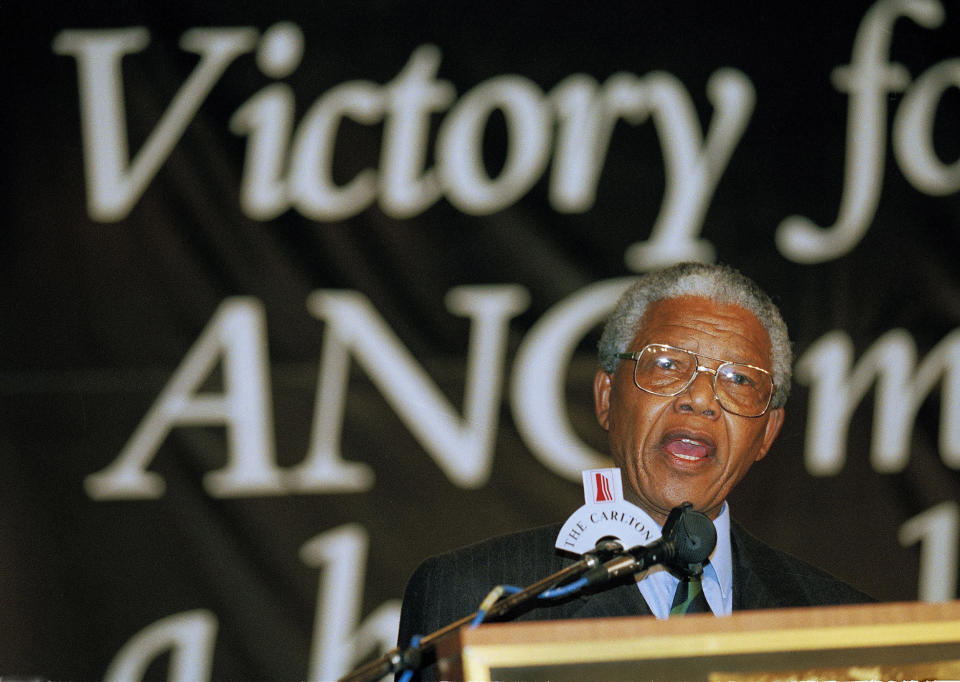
top-left (633, 502), bottom-right (734, 618)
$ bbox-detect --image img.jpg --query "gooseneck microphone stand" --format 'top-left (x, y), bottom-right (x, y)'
top-left (338, 538), bottom-right (623, 682)
top-left (339, 502), bottom-right (716, 682)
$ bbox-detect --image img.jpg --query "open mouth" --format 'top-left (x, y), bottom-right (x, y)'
top-left (661, 432), bottom-right (714, 462)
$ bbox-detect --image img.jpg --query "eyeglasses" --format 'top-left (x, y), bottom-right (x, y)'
top-left (616, 344), bottom-right (775, 418)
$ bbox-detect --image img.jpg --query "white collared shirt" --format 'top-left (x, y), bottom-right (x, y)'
top-left (636, 502), bottom-right (733, 618)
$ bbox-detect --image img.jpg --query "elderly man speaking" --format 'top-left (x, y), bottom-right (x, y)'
top-left (396, 263), bottom-right (872, 678)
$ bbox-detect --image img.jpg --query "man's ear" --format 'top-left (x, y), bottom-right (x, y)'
top-left (755, 407), bottom-right (785, 462)
top-left (593, 369), bottom-right (613, 431)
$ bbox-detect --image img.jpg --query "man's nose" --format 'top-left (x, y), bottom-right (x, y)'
top-left (675, 367), bottom-right (721, 418)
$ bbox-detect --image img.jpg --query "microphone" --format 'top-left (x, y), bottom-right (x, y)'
top-left (342, 504), bottom-right (714, 682)
top-left (580, 502), bottom-right (717, 587)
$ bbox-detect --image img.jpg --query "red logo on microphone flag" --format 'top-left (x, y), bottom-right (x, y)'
top-left (594, 472), bottom-right (613, 502)
top-left (560, 467), bottom-right (658, 553)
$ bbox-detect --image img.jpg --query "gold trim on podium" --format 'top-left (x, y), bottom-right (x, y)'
top-left (435, 601), bottom-right (960, 681)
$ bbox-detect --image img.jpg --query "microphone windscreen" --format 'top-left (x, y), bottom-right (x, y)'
top-left (664, 503), bottom-right (717, 566)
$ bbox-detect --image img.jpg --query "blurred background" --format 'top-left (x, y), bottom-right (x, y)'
top-left (3, 1), bottom-right (960, 678)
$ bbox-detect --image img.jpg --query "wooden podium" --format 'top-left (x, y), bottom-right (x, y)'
top-left (434, 601), bottom-right (960, 681)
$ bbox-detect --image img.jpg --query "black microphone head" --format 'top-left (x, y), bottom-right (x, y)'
top-left (662, 502), bottom-right (717, 575)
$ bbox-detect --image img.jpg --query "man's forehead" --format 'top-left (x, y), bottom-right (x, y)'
top-left (633, 296), bottom-right (772, 363)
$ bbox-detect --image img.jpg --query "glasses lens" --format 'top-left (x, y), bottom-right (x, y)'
top-left (633, 345), bottom-right (773, 416)
top-left (635, 346), bottom-right (697, 394)
top-left (715, 363), bottom-right (772, 416)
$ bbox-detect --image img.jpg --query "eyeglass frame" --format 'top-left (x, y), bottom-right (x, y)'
top-left (615, 343), bottom-right (776, 418)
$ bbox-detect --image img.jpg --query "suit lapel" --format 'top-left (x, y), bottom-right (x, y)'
top-left (730, 521), bottom-right (789, 610)
top-left (566, 580), bottom-right (653, 619)
top-left (732, 560), bottom-right (781, 611)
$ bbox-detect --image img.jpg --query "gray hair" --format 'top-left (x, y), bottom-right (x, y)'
top-left (598, 263), bottom-right (792, 408)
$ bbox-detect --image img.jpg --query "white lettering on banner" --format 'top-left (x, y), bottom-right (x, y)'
top-left (898, 501), bottom-right (960, 602)
top-left (291, 285), bottom-right (529, 491)
top-left (52, 27), bottom-right (259, 222)
top-left (437, 74), bottom-right (552, 213)
top-left (49, 3), bottom-right (960, 265)
top-left (54, 29), bottom-right (756, 266)
top-left (796, 328), bottom-right (960, 476)
top-left (89, 286), bottom-right (960, 497)
top-left (300, 524), bottom-right (401, 681)
top-left (511, 278), bottom-right (634, 479)
top-left (623, 69), bottom-right (754, 269)
top-left (229, 23), bottom-right (307, 220)
top-left (547, 68), bottom-right (755, 267)
top-left (103, 610), bottom-right (217, 682)
top-left (232, 44), bottom-right (457, 221)
top-left (85, 298), bottom-right (284, 499)
top-left (379, 46), bottom-right (456, 218)
top-left (287, 80), bottom-right (383, 219)
top-left (100, 524), bottom-right (400, 680)
top-left (893, 57), bottom-right (960, 194)
top-left (88, 287), bottom-right (528, 498)
top-left (776, 0), bottom-right (949, 263)
top-left (232, 43), bottom-right (753, 267)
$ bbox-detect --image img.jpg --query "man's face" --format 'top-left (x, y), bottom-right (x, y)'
top-left (593, 295), bottom-right (784, 525)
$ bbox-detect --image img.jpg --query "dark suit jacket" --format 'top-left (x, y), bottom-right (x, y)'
top-left (397, 520), bottom-right (873, 679)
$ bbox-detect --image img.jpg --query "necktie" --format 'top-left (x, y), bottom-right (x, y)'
top-left (670, 575), bottom-right (711, 615)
